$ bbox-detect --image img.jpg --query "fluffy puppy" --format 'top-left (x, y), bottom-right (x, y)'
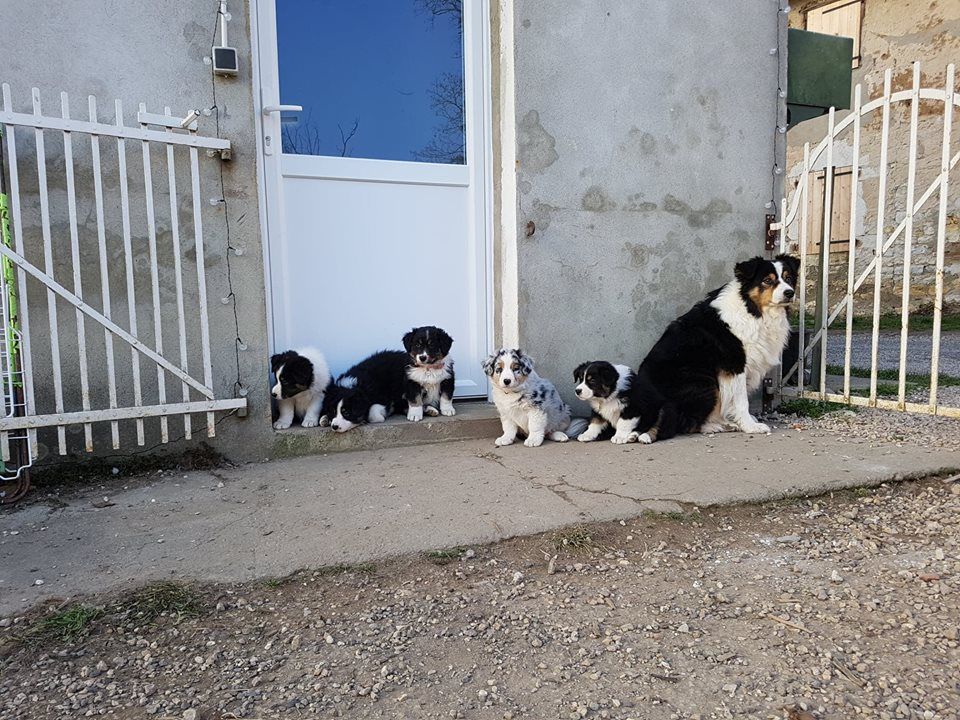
top-left (573, 361), bottom-right (678, 444)
top-left (270, 348), bottom-right (331, 429)
top-left (402, 326), bottom-right (456, 421)
top-left (322, 350), bottom-right (409, 432)
top-left (482, 348), bottom-right (571, 447)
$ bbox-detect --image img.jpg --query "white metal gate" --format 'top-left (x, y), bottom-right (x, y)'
top-left (773, 62), bottom-right (959, 418)
top-left (0, 84), bottom-right (246, 476)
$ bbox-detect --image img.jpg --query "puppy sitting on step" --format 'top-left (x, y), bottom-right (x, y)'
top-left (270, 348), bottom-right (331, 429)
top-left (402, 325), bottom-right (456, 421)
top-left (482, 348), bottom-right (572, 447)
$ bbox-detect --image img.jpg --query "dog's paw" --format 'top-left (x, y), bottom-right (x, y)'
top-left (318, 415), bottom-right (330, 427)
top-left (637, 432), bottom-right (653, 444)
top-left (407, 406), bottom-right (424, 422)
top-left (273, 419), bottom-right (292, 430)
top-left (440, 404), bottom-right (456, 417)
top-left (494, 434), bottom-right (515, 447)
top-left (301, 417), bottom-right (320, 429)
top-left (578, 433), bottom-right (596, 443)
top-left (610, 433), bottom-right (634, 445)
top-left (550, 431), bottom-right (569, 442)
top-left (524, 434), bottom-right (545, 447)
top-left (741, 421), bottom-right (771, 435)
top-left (424, 405), bottom-right (440, 417)
top-left (700, 422), bottom-right (726, 434)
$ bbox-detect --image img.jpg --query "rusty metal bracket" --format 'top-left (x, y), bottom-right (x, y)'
top-left (764, 213), bottom-right (777, 252)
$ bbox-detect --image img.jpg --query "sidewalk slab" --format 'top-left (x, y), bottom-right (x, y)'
top-left (1, 428), bottom-right (957, 615)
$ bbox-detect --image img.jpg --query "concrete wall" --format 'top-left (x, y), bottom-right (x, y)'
top-left (0, 1), bottom-right (272, 464)
top-left (511, 1), bottom-right (784, 409)
top-left (787, 0), bottom-right (960, 314)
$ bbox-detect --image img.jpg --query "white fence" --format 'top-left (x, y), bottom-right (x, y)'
top-left (773, 62), bottom-right (959, 419)
top-left (0, 84), bottom-right (246, 477)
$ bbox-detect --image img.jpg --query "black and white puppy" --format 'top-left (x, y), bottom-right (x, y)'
top-left (323, 350), bottom-right (409, 433)
top-left (573, 361), bottom-right (678, 444)
top-left (270, 348), bottom-right (331, 430)
top-left (402, 326), bottom-right (456, 422)
top-left (482, 348), bottom-right (571, 447)
top-left (640, 254), bottom-right (800, 435)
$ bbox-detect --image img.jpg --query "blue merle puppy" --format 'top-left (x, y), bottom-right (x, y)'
top-left (481, 348), bottom-right (572, 447)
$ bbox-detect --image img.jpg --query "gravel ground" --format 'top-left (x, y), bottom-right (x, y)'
top-left (1, 478), bottom-right (958, 720)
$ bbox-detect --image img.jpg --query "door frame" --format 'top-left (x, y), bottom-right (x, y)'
top-left (249, 0), bottom-right (495, 382)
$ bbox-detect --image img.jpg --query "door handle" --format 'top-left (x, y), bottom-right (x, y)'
top-left (262, 104), bottom-right (302, 115)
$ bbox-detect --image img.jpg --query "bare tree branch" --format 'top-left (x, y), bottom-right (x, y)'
top-left (337, 118), bottom-right (359, 157)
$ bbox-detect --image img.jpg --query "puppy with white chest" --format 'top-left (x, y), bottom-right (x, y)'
top-left (402, 326), bottom-right (456, 422)
top-left (482, 348), bottom-right (572, 447)
top-left (573, 361), bottom-right (679, 444)
top-left (270, 348), bottom-right (331, 429)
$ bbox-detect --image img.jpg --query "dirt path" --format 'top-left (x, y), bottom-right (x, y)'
top-left (2, 478), bottom-right (958, 720)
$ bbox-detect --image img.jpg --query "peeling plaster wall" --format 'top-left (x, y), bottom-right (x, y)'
top-left (787, 0), bottom-right (960, 313)
top-left (0, 1), bottom-right (272, 463)
top-left (512, 1), bottom-right (783, 409)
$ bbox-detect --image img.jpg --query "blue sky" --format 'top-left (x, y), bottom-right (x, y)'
top-left (277, 0), bottom-right (464, 161)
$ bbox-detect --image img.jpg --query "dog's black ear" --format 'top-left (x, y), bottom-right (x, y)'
top-left (481, 353), bottom-right (497, 377)
top-left (734, 256), bottom-right (765, 284)
top-left (597, 362), bottom-right (619, 388)
top-left (775, 253), bottom-right (800, 278)
top-left (573, 362), bottom-right (589, 382)
top-left (402, 329), bottom-right (417, 352)
top-left (437, 328), bottom-right (453, 356)
top-left (515, 349), bottom-right (534, 374)
top-left (270, 351), bottom-right (296, 375)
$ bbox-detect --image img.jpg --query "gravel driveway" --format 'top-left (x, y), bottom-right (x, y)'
top-left (2, 478), bottom-right (958, 720)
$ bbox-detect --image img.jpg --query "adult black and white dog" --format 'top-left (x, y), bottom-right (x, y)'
top-left (270, 348), bottom-right (331, 430)
top-left (323, 350), bottom-right (409, 433)
top-left (402, 326), bottom-right (456, 421)
top-left (640, 254), bottom-right (800, 435)
top-left (573, 361), bottom-right (679, 444)
top-left (482, 348), bottom-right (572, 447)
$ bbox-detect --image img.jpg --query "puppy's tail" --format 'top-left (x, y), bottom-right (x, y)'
top-left (565, 416), bottom-right (591, 439)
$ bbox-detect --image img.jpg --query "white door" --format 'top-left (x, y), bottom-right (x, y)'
top-left (255, 0), bottom-right (491, 397)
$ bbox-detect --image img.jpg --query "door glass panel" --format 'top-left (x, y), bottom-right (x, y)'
top-left (276, 0), bottom-right (466, 164)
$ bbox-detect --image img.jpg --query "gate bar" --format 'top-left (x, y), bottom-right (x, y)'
top-left (89, 96), bottom-right (120, 448)
top-left (61, 92), bottom-right (93, 451)
top-left (897, 63), bottom-right (921, 409)
top-left (32, 90), bottom-right (66, 455)
top-left (869, 69), bottom-right (893, 406)
top-left (818, 108), bottom-right (836, 400)
top-left (930, 64), bottom-right (955, 412)
top-left (842, 83), bottom-right (862, 402)
top-left (0, 85), bottom-right (37, 457)
top-left (139, 103), bottom-right (168, 443)
top-left (189, 143), bottom-right (217, 436)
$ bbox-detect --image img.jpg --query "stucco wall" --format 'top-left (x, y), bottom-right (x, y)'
top-left (0, 1), bottom-right (272, 463)
top-left (786, 0), bottom-right (960, 314)
top-left (511, 1), bottom-right (785, 409)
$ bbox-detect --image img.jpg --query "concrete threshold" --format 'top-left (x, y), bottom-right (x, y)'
top-left (269, 400), bottom-right (502, 458)
top-left (1, 427), bottom-right (957, 615)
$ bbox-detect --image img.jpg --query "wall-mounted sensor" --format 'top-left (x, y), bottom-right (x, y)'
top-left (212, 46), bottom-right (238, 76)
top-left (212, 2), bottom-right (238, 76)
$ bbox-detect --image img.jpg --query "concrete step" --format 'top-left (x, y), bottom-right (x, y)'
top-left (270, 400), bottom-right (501, 458)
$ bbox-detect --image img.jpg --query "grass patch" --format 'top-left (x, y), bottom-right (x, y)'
top-left (826, 364), bottom-right (960, 388)
top-left (850, 383), bottom-right (900, 398)
top-left (29, 605), bottom-right (103, 643)
top-left (551, 526), bottom-right (595, 552)
top-left (848, 312), bottom-right (960, 332)
top-left (778, 398), bottom-right (851, 418)
top-left (316, 562), bottom-right (376, 576)
top-left (120, 582), bottom-right (203, 623)
top-left (424, 548), bottom-right (465, 565)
